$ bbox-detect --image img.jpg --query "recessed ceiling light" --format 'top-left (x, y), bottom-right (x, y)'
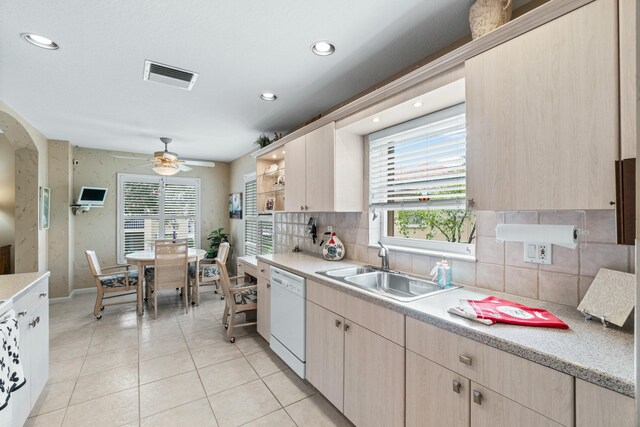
top-left (311, 41), bottom-right (336, 56)
top-left (282, 151), bottom-right (285, 154)
top-left (272, 154), bottom-right (277, 158)
top-left (372, 117), bottom-right (380, 123)
top-left (260, 93), bottom-right (277, 101)
top-left (413, 101), bottom-right (423, 107)
top-left (21, 33), bottom-right (59, 50)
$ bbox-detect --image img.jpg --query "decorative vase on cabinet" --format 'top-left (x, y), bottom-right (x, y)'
top-left (322, 232), bottom-right (345, 261)
top-left (469, 0), bottom-right (512, 39)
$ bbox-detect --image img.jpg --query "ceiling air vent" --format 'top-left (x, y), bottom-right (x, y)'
top-left (143, 60), bottom-right (198, 90)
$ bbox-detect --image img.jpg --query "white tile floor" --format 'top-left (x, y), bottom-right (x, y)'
top-left (27, 290), bottom-right (353, 427)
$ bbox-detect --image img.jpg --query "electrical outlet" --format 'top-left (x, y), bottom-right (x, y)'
top-left (524, 242), bottom-right (552, 265)
top-left (327, 226), bottom-right (333, 233)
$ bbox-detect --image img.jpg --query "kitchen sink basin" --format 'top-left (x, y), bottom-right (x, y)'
top-left (317, 267), bottom-right (459, 302)
top-left (323, 266), bottom-right (378, 278)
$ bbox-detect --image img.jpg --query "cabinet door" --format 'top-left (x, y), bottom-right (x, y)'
top-left (470, 383), bottom-right (563, 427)
top-left (304, 122), bottom-right (335, 212)
top-left (576, 379), bottom-right (636, 427)
top-left (29, 301), bottom-right (49, 404)
top-left (12, 296), bottom-right (32, 427)
top-left (256, 277), bottom-right (270, 341)
top-left (344, 321), bottom-right (404, 427)
top-left (406, 350), bottom-right (470, 427)
top-left (306, 301), bottom-right (344, 411)
top-left (284, 136), bottom-right (306, 212)
top-left (466, 0), bottom-right (618, 210)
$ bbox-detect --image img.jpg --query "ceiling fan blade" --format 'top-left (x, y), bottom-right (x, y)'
top-left (183, 159), bottom-right (216, 168)
top-left (135, 163), bottom-right (153, 168)
top-left (178, 164), bottom-right (192, 172)
top-left (113, 155), bottom-right (147, 160)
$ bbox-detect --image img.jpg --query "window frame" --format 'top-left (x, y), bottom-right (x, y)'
top-left (368, 103), bottom-right (475, 260)
top-left (116, 173), bottom-right (201, 264)
top-left (243, 172), bottom-right (274, 256)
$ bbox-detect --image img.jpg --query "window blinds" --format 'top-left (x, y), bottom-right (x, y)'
top-left (244, 178), bottom-right (273, 256)
top-left (117, 174), bottom-right (200, 263)
top-left (368, 103), bottom-right (466, 210)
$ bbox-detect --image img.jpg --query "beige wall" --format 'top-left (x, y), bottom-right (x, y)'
top-left (229, 153), bottom-right (256, 269)
top-left (71, 147), bottom-right (230, 290)
top-left (48, 140), bottom-right (74, 297)
top-left (0, 135), bottom-right (15, 273)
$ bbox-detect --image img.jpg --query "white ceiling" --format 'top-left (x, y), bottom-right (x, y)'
top-left (0, 0), bottom-right (527, 162)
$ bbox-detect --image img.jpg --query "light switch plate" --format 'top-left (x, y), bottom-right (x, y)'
top-left (524, 242), bottom-right (552, 264)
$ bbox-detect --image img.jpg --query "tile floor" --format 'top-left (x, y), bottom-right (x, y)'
top-left (27, 290), bottom-right (353, 427)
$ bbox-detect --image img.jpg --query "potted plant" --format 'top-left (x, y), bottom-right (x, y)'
top-left (206, 227), bottom-right (230, 259)
top-left (255, 134), bottom-right (272, 149)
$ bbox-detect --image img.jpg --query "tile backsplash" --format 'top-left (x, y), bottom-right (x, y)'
top-left (273, 210), bottom-right (634, 308)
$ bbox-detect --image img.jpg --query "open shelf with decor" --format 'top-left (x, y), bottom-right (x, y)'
top-left (256, 149), bottom-right (285, 213)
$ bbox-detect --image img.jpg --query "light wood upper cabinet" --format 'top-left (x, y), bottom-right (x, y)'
top-left (406, 350), bottom-right (470, 427)
top-left (306, 300), bottom-right (345, 411)
top-left (576, 379), bottom-right (636, 427)
top-left (284, 136), bottom-right (306, 212)
top-left (465, 0), bottom-right (619, 211)
top-left (343, 321), bottom-right (405, 427)
top-left (284, 122), bottom-right (363, 212)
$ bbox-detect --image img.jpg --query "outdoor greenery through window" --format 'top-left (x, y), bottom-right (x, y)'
top-left (369, 103), bottom-right (476, 255)
top-left (117, 174), bottom-right (200, 263)
top-left (244, 175), bottom-right (273, 256)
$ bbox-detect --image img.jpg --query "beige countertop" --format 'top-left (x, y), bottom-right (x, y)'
top-left (0, 271), bottom-right (50, 302)
top-left (257, 253), bottom-right (635, 397)
top-left (237, 255), bottom-right (258, 268)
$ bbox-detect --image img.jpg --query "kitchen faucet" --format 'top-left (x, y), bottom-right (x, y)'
top-left (377, 241), bottom-right (390, 270)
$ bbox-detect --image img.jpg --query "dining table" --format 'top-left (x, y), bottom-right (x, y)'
top-left (126, 248), bottom-right (207, 315)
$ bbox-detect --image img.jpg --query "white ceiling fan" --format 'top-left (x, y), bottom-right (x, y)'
top-left (112, 137), bottom-right (215, 176)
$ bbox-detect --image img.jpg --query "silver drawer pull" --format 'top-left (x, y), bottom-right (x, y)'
top-left (28, 316), bottom-right (40, 328)
top-left (335, 319), bottom-right (342, 328)
top-left (459, 355), bottom-right (472, 366)
top-left (39, 292), bottom-right (48, 298)
top-left (473, 390), bottom-right (483, 405)
top-left (18, 311), bottom-right (28, 317)
top-left (452, 379), bottom-right (461, 394)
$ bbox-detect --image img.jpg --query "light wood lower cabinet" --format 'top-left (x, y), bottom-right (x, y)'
top-left (343, 321), bottom-right (404, 427)
top-left (406, 350), bottom-right (470, 427)
top-left (256, 277), bottom-right (271, 341)
top-left (471, 383), bottom-right (563, 427)
top-left (306, 299), bottom-right (405, 427)
top-left (306, 301), bottom-right (345, 411)
top-left (576, 379), bottom-right (636, 427)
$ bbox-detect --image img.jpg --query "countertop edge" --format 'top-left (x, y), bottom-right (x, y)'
top-left (1, 271), bottom-right (51, 302)
top-left (257, 255), bottom-right (635, 398)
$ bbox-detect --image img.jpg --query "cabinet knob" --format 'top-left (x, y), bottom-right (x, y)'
top-left (344, 323), bottom-right (350, 332)
top-left (473, 390), bottom-right (483, 405)
top-left (335, 319), bottom-right (342, 328)
top-left (28, 316), bottom-right (40, 328)
top-left (266, 282), bottom-right (271, 288)
top-left (467, 198), bottom-right (475, 208)
top-left (459, 355), bottom-right (472, 366)
top-left (609, 201), bottom-right (616, 206)
top-left (452, 379), bottom-right (461, 394)
top-left (300, 206), bottom-right (305, 211)
top-left (305, 206), bottom-right (309, 211)
top-left (39, 292), bottom-right (48, 298)
top-left (17, 311), bottom-right (27, 317)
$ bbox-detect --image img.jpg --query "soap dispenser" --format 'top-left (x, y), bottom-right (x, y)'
top-left (431, 257), bottom-right (452, 288)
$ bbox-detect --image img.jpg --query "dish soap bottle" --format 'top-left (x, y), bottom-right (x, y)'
top-left (431, 257), bottom-right (452, 288)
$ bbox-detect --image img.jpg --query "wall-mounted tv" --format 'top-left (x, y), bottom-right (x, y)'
top-left (76, 187), bottom-right (108, 206)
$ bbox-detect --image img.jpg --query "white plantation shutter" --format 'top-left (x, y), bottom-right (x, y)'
top-left (244, 177), bottom-right (273, 256)
top-left (369, 104), bottom-right (466, 210)
top-left (117, 174), bottom-right (200, 263)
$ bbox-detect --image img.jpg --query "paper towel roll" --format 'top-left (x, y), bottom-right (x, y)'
top-left (495, 224), bottom-right (578, 249)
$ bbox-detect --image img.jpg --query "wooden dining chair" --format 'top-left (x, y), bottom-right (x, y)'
top-left (189, 242), bottom-right (229, 305)
top-left (85, 250), bottom-right (139, 320)
top-left (216, 253), bottom-right (257, 343)
top-left (145, 239), bottom-right (189, 319)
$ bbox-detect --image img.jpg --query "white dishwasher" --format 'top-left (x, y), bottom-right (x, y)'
top-left (270, 267), bottom-right (306, 378)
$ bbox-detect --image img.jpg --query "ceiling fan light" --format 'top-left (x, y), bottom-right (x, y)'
top-left (152, 164), bottom-right (180, 176)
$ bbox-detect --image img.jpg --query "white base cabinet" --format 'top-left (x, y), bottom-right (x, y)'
top-left (11, 276), bottom-right (49, 427)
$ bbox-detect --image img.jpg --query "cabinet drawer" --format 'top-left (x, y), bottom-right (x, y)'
top-left (256, 260), bottom-right (270, 280)
top-left (308, 280), bottom-right (404, 346)
top-left (406, 318), bottom-right (573, 426)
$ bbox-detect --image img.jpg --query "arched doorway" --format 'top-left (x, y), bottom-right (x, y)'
top-left (0, 111), bottom-right (40, 273)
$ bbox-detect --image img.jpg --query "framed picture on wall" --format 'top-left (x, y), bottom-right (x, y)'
top-left (229, 192), bottom-right (242, 219)
top-left (40, 187), bottom-right (51, 230)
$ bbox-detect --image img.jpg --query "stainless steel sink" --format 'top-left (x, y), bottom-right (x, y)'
top-left (317, 266), bottom-right (459, 302)
top-left (323, 266), bottom-right (377, 278)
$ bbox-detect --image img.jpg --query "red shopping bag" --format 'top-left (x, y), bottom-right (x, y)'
top-left (454, 296), bottom-right (569, 329)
